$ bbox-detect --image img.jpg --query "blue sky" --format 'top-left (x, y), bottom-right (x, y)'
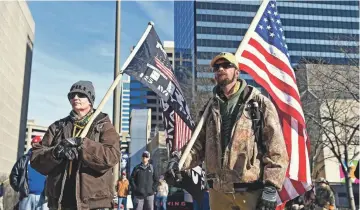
top-left (27, 1), bottom-right (174, 126)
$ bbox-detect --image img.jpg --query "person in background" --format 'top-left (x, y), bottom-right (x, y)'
top-left (117, 172), bottom-right (129, 210)
top-left (315, 178), bottom-right (335, 210)
top-left (9, 136), bottom-right (47, 210)
top-left (156, 175), bottom-right (168, 210)
top-left (130, 151), bottom-right (158, 210)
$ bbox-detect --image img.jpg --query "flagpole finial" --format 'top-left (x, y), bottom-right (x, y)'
top-left (148, 21), bottom-right (154, 26)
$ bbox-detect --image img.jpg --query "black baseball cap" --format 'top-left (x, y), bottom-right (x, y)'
top-left (142, 151), bottom-right (150, 158)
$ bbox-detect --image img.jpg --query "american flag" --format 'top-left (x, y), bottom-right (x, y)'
top-left (235, 0), bottom-right (312, 207)
top-left (174, 112), bottom-right (192, 150)
top-left (154, 57), bottom-right (183, 95)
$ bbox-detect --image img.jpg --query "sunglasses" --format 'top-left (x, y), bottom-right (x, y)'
top-left (213, 62), bottom-right (236, 72)
top-left (142, 155), bottom-right (149, 158)
top-left (68, 92), bottom-right (88, 100)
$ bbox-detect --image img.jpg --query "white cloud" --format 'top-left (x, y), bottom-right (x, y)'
top-left (91, 42), bottom-right (114, 58)
top-left (135, 1), bottom-right (174, 39)
top-left (28, 49), bottom-right (115, 127)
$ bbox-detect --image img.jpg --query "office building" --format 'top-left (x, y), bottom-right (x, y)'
top-left (25, 120), bottom-right (47, 153)
top-left (120, 74), bottom-right (131, 133)
top-left (130, 41), bottom-right (175, 133)
top-left (0, 1), bottom-right (35, 175)
top-left (174, 1), bottom-right (359, 91)
top-left (147, 131), bottom-right (167, 175)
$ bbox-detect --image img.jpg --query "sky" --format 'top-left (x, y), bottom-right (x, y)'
top-left (27, 1), bottom-right (174, 126)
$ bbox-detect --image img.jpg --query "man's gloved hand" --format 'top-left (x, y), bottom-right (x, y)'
top-left (62, 137), bottom-right (83, 148)
top-left (63, 147), bottom-right (79, 161)
top-left (257, 185), bottom-right (277, 210)
top-left (164, 151), bottom-right (182, 186)
top-left (53, 143), bottom-right (66, 160)
top-left (52, 137), bottom-right (83, 160)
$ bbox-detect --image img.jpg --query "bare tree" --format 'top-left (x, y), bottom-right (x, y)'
top-left (296, 59), bottom-right (359, 210)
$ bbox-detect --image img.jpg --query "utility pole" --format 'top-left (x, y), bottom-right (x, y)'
top-left (113, 0), bottom-right (121, 189)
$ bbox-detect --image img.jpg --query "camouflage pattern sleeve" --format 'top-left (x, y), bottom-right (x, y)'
top-left (181, 127), bottom-right (206, 170)
top-left (181, 100), bottom-right (212, 170)
top-left (261, 97), bottom-right (289, 189)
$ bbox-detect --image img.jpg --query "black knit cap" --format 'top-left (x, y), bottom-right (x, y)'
top-left (68, 80), bottom-right (95, 105)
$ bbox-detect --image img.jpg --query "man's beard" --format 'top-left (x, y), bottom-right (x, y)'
top-left (217, 73), bottom-right (237, 87)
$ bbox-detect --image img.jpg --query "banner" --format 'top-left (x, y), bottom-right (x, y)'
top-left (122, 23), bottom-right (205, 203)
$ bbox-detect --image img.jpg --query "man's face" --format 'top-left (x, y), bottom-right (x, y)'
top-left (213, 59), bottom-right (238, 86)
top-left (142, 155), bottom-right (149, 164)
top-left (68, 92), bottom-right (91, 111)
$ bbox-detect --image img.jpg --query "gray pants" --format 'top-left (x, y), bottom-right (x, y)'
top-left (134, 195), bottom-right (154, 210)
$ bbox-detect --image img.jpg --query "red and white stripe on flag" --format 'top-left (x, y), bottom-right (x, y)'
top-left (154, 57), bottom-right (182, 94)
top-left (174, 112), bottom-right (192, 150)
top-left (235, 0), bottom-right (312, 207)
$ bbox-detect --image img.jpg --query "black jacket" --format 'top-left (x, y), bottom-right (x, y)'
top-left (130, 163), bottom-right (158, 198)
top-left (9, 152), bottom-right (31, 198)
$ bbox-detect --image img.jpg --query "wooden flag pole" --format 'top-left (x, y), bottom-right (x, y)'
top-left (178, 101), bottom-right (212, 170)
top-left (67, 22), bottom-right (155, 177)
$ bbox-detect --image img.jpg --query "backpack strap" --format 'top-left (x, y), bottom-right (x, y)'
top-left (150, 164), bottom-right (154, 174)
top-left (246, 98), bottom-right (266, 154)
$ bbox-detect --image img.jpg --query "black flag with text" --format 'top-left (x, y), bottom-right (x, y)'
top-left (122, 23), bottom-right (205, 204)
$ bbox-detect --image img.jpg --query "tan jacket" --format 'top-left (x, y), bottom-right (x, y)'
top-left (182, 85), bottom-right (289, 192)
top-left (30, 112), bottom-right (120, 210)
top-left (117, 179), bottom-right (129, 197)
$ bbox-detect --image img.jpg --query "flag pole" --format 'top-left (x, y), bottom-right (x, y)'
top-left (235, 0), bottom-right (269, 58)
top-left (80, 22), bottom-right (154, 138)
top-left (179, 1), bottom-right (269, 170)
top-left (112, 0), bottom-right (122, 185)
top-left (178, 100), bottom-right (212, 170)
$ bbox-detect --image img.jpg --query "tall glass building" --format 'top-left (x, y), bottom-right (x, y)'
top-left (120, 74), bottom-right (131, 133)
top-left (130, 78), bottom-right (163, 132)
top-left (174, 0), bottom-right (359, 91)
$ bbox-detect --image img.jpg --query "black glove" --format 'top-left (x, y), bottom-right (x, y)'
top-left (62, 137), bottom-right (83, 147)
top-left (257, 185), bottom-right (277, 210)
top-left (52, 137), bottom-right (82, 160)
top-left (52, 143), bottom-right (66, 160)
top-left (63, 147), bottom-right (79, 160)
top-left (164, 151), bottom-right (182, 186)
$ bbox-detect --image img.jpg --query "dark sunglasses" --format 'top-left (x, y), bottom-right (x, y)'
top-left (213, 62), bottom-right (236, 72)
top-left (68, 92), bottom-right (87, 100)
top-left (142, 155), bottom-right (149, 158)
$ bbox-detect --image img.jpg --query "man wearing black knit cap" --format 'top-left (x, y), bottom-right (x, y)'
top-left (31, 80), bottom-right (121, 210)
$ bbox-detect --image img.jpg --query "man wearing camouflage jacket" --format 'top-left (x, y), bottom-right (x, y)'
top-left (315, 178), bottom-right (335, 210)
top-left (167, 52), bottom-right (289, 210)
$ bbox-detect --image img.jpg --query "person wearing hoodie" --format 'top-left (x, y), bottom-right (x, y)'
top-left (9, 136), bottom-right (47, 210)
top-left (166, 52), bottom-right (288, 210)
top-left (156, 176), bottom-right (168, 210)
top-left (30, 80), bottom-right (120, 210)
top-left (117, 172), bottom-right (129, 210)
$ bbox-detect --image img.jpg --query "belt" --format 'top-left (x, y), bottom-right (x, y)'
top-left (233, 182), bottom-right (264, 192)
top-left (207, 179), bottom-right (264, 191)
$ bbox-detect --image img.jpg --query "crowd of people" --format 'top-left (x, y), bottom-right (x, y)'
top-left (0, 52), bottom-right (357, 210)
top-left (117, 150), bottom-right (169, 210)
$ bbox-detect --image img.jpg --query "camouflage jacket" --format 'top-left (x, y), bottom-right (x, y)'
top-left (316, 185), bottom-right (336, 207)
top-left (182, 83), bottom-right (289, 192)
